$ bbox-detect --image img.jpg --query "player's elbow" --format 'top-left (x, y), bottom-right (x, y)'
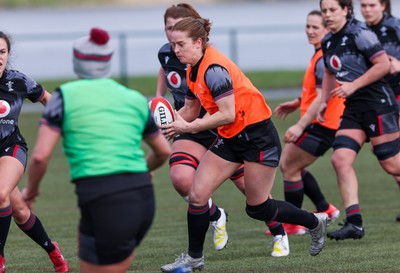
top-left (30, 151), bottom-right (50, 167)
top-left (157, 147), bottom-right (172, 163)
top-left (224, 111), bottom-right (236, 124)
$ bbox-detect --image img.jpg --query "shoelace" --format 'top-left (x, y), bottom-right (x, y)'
top-left (270, 236), bottom-right (284, 247)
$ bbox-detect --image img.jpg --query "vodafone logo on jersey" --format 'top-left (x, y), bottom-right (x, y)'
top-left (167, 71), bottom-right (182, 89)
top-left (329, 55), bottom-right (342, 71)
top-left (0, 100), bottom-right (11, 118)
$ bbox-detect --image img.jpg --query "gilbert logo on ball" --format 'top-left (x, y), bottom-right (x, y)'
top-left (148, 97), bottom-right (175, 126)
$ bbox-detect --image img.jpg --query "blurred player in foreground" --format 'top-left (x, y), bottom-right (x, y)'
top-left (22, 27), bottom-right (171, 273)
top-left (0, 30), bottom-right (69, 273)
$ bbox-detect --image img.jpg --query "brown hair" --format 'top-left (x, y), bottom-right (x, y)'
top-left (320, 0), bottom-right (354, 19)
top-left (308, 10), bottom-right (327, 27)
top-left (164, 3), bottom-right (201, 25)
top-left (0, 31), bottom-right (11, 53)
top-left (380, 0), bottom-right (392, 16)
top-left (172, 17), bottom-right (212, 51)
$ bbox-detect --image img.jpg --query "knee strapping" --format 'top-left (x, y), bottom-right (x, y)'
top-left (169, 152), bottom-right (199, 169)
top-left (230, 164), bottom-right (244, 180)
top-left (332, 135), bottom-right (361, 153)
top-left (373, 138), bottom-right (400, 160)
top-left (246, 199), bottom-right (277, 222)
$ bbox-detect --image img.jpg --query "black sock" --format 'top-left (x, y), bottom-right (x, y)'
top-left (0, 205), bottom-right (12, 256)
top-left (302, 170), bottom-right (329, 211)
top-left (209, 202), bottom-right (220, 222)
top-left (284, 179), bottom-right (304, 208)
top-left (345, 204), bottom-right (362, 226)
top-left (266, 221), bottom-right (285, 236)
top-left (273, 200), bottom-right (317, 230)
top-left (188, 203), bottom-right (209, 258)
top-left (17, 212), bottom-right (55, 253)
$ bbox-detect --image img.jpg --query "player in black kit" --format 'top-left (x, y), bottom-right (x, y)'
top-left (0, 31), bottom-right (69, 272)
top-left (318, 0), bottom-right (400, 240)
top-left (360, 0), bottom-right (400, 222)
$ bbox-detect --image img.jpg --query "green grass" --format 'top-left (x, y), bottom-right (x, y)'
top-left (8, 98), bottom-right (400, 272)
top-left (37, 70), bottom-right (305, 98)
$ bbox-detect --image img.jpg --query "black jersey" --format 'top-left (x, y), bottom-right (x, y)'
top-left (322, 17), bottom-right (396, 111)
top-left (158, 43), bottom-right (188, 110)
top-left (368, 13), bottom-right (400, 95)
top-left (0, 69), bottom-right (44, 145)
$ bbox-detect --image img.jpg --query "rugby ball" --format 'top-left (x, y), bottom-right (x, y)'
top-left (149, 97), bottom-right (175, 126)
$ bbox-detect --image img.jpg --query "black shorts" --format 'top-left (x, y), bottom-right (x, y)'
top-left (209, 119), bottom-right (281, 167)
top-left (173, 129), bottom-right (217, 149)
top-left (0, 128), bottom-right (28, 169)
top-left (78, 174), bottom-right (155, 265)
top-left (396, 93), bottom-right (400, 111)
top-left (295, 123), bottom-right (336, 157)
top-left (0, 144), bottom-right (27, 169)
top-left (340, 106), bottom-right (399, 139)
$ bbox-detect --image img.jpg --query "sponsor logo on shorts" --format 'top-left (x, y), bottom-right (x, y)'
top-left (369, 124), bottom-right (376, 132)
top-left (214, 138), bottom-right (224, 148)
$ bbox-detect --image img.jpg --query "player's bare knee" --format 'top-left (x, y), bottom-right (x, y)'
top-left (188, 191), bottom-right (209, 206)
top-left (170, 171), bottom-right (192, 196)
top-left (380, 157), bottom-right (400, 176)
top-left (12, 205), bottom-right (30, 222)
top-left (331, 152), bottom-right (347, 170)
top-left (279, 156), bottom-right (289, 173)
top-left (332, 136), bottom-right (361, 169)
top-left (0, 191), bottom-right (11, 207)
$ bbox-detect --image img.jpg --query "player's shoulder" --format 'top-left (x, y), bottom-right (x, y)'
top-left (3, 69), bottom-right (26, 81)
top-left (158, 43), bottom-right (172, 54)
top-left (321, 33), bottom-right (332, 46)
top-left (345, 18), bottom-right (363, 32)
top-left (383, 14), bottom-right (400, 29)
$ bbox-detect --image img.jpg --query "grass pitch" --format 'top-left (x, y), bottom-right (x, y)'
top-left (7, 99), bottom-right (400, 273)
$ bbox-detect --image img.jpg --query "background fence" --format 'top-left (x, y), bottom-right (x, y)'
top-left (11, 23), bottom-right (308, 84)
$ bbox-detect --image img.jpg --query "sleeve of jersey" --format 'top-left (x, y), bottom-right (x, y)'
top-left (185, 87), bottom-right (196, 100)
top-left (355, 28), bottom-right (386, 61)
top-left (40, 89), bottom-right (64, 132)
top-left (315, 57), bottom-right (325, 88)
top-left (24, 74), bottom-right (45, 102)
top-left (143, 109), bottom-right (161, 138)
top-left (394, 19), bottom-right (400, 43)
top-left (204, 65), bottom-right (234, 100)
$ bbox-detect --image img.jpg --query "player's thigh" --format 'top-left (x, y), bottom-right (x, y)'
top-left (190, 150), bottom-right (239, 205)
top-left (280, 143), bottom-right (318, 173)
top-left (243, 161), bottom-right (277, 206)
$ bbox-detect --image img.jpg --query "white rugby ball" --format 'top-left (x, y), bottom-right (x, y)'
top-left (149, 97), bottom-right (175, 126)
